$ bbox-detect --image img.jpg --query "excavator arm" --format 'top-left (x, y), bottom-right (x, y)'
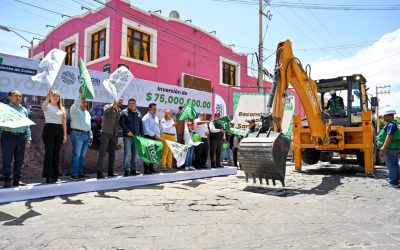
top-left (271, 40), bottom-right (327, 145)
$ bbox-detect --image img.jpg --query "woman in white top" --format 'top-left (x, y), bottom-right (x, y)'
top-left (160, 109), bottom-right (177, 171)
top-left (41, 90), bottom-right (67, 184)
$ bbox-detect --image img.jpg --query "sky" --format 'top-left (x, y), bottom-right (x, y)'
top-left (0, 0), bottom-right (399, 110)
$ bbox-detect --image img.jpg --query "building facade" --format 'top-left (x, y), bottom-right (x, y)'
top-left (30, 0), bottom-right (303, 115)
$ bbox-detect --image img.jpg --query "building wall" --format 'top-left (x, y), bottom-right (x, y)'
top-left (30, 0), bottom-right (304, 116)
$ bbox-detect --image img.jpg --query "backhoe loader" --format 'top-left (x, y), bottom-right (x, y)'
top-left (238, 40), bottom-right (375, 186)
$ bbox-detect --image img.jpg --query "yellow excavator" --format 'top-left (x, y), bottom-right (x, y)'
top-left (238, 40), bottom-right (376, 186)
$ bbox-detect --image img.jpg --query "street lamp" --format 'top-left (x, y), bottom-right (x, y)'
top-left (0, 25), bottom-right (33, 55)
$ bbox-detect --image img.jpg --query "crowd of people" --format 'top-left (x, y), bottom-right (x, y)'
top-left (0, 89), bottom-right (253, 188)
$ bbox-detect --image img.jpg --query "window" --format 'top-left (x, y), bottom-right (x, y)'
top-left (91, 29), bottom-right (106, 61)
top-left (64, 43), bottom-right (76, 66)
top-left (220, 57), bottom-right (240, 87)
top-left (121, 18), bottom-right (157, 67)
top-left (222, 62), bottom-right (236, 86)
top-left (126, 28), bottom-right (150, 62)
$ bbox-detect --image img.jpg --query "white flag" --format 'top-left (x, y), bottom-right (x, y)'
top-left (103, 66), bottom-right (134, 101)
top-left (0, 103), bottom-right (35, 128)
top-left (165, 140), bottom-right (189, 167)
top-left (184, 120), bottom-right (202, 146)
top-left (31, 49), bottom-right (66, 88)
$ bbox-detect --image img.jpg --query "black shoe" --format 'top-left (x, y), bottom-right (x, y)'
top-left (97, 173), bottom-right (105, 179)
top-left (46, 178), bottom-right (54, 184)
top-left (217, 165), bottom-right (223, 168)
top-left (211, 165), bottom-right (217, 169)
top-left (124, 170), bottom-right (130, 177)
top-left (71, 175), bottom-right (80, 180)
top-left (149, 166), bottom-right (156, 174)
top-left (130, 170), bottom-right (140, 176)
top-left (108, 172), bottom-right (118, 177)
top-left (78, 174), bottom-right (90, 179)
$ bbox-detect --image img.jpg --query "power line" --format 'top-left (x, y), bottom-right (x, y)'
top-left (211, 0), bottom-right (400, 10)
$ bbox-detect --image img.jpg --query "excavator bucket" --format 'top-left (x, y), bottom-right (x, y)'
top-left (238, 132), bottom-right (290, 186)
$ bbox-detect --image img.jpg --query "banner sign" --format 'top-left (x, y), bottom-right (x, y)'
top-left (233, 93), bottom-right (295, 136)
top-left (165, 140), bottom-right (189, 167)
top-left (0, 53), bottom-right (212, 113)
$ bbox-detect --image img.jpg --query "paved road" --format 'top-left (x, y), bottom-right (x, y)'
top-left (0, 162), bottom-right (399, 249)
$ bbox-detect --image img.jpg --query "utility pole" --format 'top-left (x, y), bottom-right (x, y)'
top-left (375, 85), bottom-right (391, 133)
top-left (257, 0), bottom-right (264, 93)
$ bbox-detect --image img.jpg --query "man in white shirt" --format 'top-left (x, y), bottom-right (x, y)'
top-left (142, 103), bottom-right (160, 174)
top-left (209, 112), bottom-right (225, 168)
top-left (193, 113), bottom-right (209, 169)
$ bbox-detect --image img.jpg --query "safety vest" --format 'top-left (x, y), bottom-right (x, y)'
top-left (377, 120), bottom-right (400, 150)
top-left (329, 96), bottom-right (344, 111)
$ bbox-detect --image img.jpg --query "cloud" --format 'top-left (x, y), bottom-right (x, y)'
top-left (310, 28), bottom-right (400, 111)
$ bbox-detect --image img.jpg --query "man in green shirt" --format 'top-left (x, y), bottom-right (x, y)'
top-left (325, 90), bottom-right (345, 117)
top-left (70, 87), bottom-right (93, 180)
top-left (0, 90), bottom-right (31, 188)
top-left (377, 109), bottom-right (399, 187)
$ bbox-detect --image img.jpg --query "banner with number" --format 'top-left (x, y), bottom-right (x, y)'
top-left (0, 53), bottom-right (212, 113)
top-left (0, 102), bottom-right (35, 128)
top-left (133, 136), bottom-right (163, 164)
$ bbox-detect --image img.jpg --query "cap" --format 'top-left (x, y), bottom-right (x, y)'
top-left (330, 90), bottom-right (336, 95)
top-left (382, 109), bottom-right (396, 116)
top-left (215, 112), bottom-right (221, 116)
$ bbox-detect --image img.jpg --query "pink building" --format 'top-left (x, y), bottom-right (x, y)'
top-left (30, 0), bottom-right (302, 115)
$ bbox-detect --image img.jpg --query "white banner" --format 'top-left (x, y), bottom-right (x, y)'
top-left (0, 102), bottom-right (35, 128)
top-left (214, 93), bottom-right (227, 117)
top-left (232, 93), bottom-right (295, 135)
top-left (31, 49), bottom-right (66, 88)
top-left (165, 140), bottom-right (189, 167)
top-left (0, 53), bottom-right (212, 113)
top-left (103, 66), bottom-right (134, 101)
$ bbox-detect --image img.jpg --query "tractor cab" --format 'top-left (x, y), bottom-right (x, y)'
top-left (316, 74), bottom-right (369, 126)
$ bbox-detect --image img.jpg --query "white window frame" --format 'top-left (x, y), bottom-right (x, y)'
top-left (59, 33), bottom-right (79, 67)
top-left (219, 56), bottom-right (241, 88)
top-left (32, 51), bottom-right (44, 60)
top-left (120, 17), bottom-right (158, 68)
top-left (84, 17), bottom-right (110, 65)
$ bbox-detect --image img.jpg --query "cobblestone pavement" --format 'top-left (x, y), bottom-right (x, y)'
top-left (0, 162), bottom-right (399, 249)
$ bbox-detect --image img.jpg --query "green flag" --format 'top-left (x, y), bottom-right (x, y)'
top-left (79, 58), bottom-right (95, 99)
top-left (213, 115), bottom-right (231, 131)
top-left (133, 136), bottom-right (163, 164)
top-left (229, 128), bottom-right (247, 137)
top-left (179, 100), bottom-right (197, 121)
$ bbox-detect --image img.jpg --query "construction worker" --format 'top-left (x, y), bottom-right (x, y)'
top-left (377, 109), bottom-right (400, 187)
top-left (326, 90), bottom-right (345, 117)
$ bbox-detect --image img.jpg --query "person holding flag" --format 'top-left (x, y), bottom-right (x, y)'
top-left (41, 89), bottom-right (67, 184)
top-left (120, 98), bottom-right (143, 177)
top-left (69, 87), bottom-right (93, 180)
top-left (209, 112), bottom-right (225, 168)
top-left (96, 97), bottom-right (123, 179)
top-left (0, 90), bottom-right (32, 188)
top-left (142, 103), bottom-right (161, 174)
top-left (194, 113), bottom-right (209, 169)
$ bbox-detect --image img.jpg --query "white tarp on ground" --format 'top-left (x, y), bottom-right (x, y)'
top-left (0, 53), bottom-right (212, 113)
top-left (0, 167), bottom-right (237, 204)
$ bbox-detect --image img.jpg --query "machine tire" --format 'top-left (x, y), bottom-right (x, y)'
top-left (302, 149), bottom-right (320, 165)
top-left (319, 151), bottom-right (333, 162)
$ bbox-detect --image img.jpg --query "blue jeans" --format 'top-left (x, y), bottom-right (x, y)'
top-left (383, 149), bottom-right (400, 185)
top-left (123, 137), bottom-right (137, 171)
top-left (220, 143), bottom-right (233, 161)
top-left (185, 146), bottom-right (194, 166)
top-left (70, 130), bottom-right (90, 176)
